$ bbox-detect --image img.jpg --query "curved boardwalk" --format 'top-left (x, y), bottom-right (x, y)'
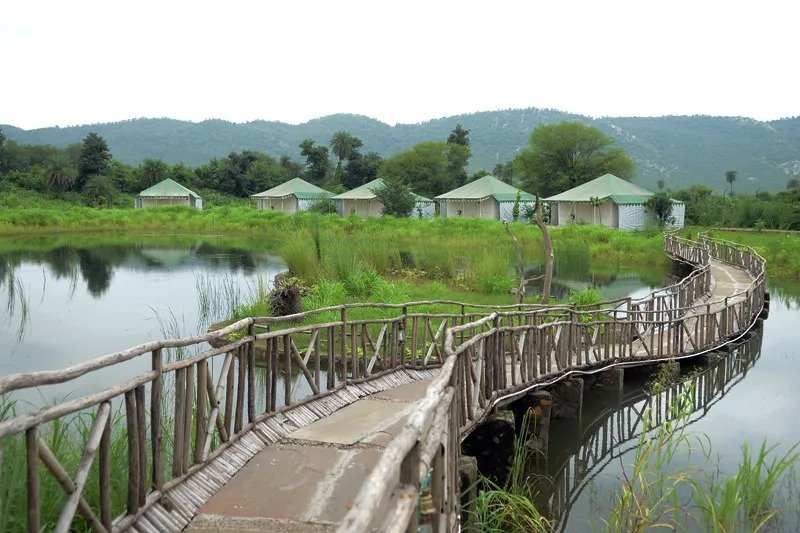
top-left (0, 235), bottom-right (766, 532)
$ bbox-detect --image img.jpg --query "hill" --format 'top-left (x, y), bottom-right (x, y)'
top-left (4, 109), bottom-right (800, 192)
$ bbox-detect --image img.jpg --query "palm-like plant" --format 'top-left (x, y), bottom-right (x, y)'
top-left (725, 170), bottom-right (737, 197)
top-left (44, 158), bottom-right (78, 192)
top-left (330, 131), bottom-right (363, 165)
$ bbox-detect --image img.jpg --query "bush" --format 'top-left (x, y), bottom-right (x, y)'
top-left (307, 198), bottom-right (338, 214)
top-left (82, 174), bottom-right (119, 207)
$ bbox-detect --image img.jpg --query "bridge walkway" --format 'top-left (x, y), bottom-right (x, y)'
top-left (185, 261), bottom-right (754, 532)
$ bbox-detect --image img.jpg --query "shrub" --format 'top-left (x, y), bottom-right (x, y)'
top-left (307, 198), bottom-right (338, 214)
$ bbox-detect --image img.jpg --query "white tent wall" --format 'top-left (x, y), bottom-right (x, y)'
top-left (414, 201), bottom-right (435, 218)
top-left (667, 203), bottom-right (685, 229)
top-left (618, 204), bottom-right (647, 230)
top-left (498, 201), bottom-right (536, 222)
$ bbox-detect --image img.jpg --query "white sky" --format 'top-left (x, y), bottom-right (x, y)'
top-left (1, 0), bottom-right (798, 130)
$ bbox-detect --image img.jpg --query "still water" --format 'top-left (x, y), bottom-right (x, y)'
top-left (537, 279), bottom-right (800, 531)
top-left (0, 234), bottom-right (285, 405)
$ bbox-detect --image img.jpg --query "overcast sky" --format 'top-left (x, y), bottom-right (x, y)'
top-left (1, 0), bottom-right (797, 130)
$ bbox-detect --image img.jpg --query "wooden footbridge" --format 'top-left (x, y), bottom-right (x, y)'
top-left (541, 327), bottom-right (763, 530)
top-left (0, 234), bottom-right (767, 532)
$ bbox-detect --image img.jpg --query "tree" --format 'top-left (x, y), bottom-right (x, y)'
top-left (645, 191), bottom-right (675, 227)
top-left (447, 124), bottom-right (470, 146)
top-left (492, 162), bottom-right (514, 183)
top-left (0, 127), bottom-right (7, 173)
top-left (657, 179), bottom-right (665, 191)
top-left (43, 158), bottom-right (77, 192)
top-left (344, 151), bottom-right (383, 189)
top-left (379, 141), bottom-right (453, 198)
top-left (373, 176), bottom-right (416, 218)
top-left (725, 170), bottom-right (737, 197)
top-left (138, 158), bottom-right (168, 188)
top-left (787, 178), bottom-right (800, 190)
top-left (78, 133), bottom-right (111, 188)
top-left (299, 139), bottom-right (330, 185)
top-left (445, 125), bottom-right (471, 187)
top-left (514, 121), bottom-right (636, 197)
top-left (82, 174), bottom-right (118, 207)
top-left (511, 190), bottom-right (521, 222)
top-left (279, 155), bottom-right (304, 180)
top-left (329, 131), bottom-right (363, 164)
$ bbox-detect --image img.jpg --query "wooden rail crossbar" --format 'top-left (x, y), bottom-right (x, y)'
top-left (0, 234), bottom-right (766, 532)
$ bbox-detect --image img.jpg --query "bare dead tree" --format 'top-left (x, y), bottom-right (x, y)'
top-left (503, 222), bottom-right (541, 305)
top-left (534, 196), bottom-right (554, 304)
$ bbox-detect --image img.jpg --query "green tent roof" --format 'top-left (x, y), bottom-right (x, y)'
top-left (138, 179), bottom-right (200, 198)
top-left (435, 175), bottom-right (535, 202)
top-left (544, 174), bottom-right (654, 204)
top-left (333, 179), bottom-right (432, 202)
top-left (251, 178), bottom-right (334, 200)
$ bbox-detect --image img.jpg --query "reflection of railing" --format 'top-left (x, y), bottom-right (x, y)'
top-left (341, 235), bottom-right (766, 532)
top-left (544, 328), bottom-right (763, 531)
top-left (0, 234), bottom-right (766, 532)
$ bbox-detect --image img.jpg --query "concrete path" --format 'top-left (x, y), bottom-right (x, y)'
top-left (186, 380), bottom-right (432, 532)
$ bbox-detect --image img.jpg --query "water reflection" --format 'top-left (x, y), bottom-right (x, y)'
top-left (0, 237), bottom-right (285, 396)
top-left (532, 327), bottom-right (764, 530)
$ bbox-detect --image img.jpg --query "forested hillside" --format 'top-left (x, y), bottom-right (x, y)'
top-left (4, 109), bottom-right (799, 192)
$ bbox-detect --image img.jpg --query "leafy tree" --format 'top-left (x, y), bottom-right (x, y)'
top-left (78, 133), bottom-right (111, 188)
top-left (82, 174), bottom-right (118, 207)
top-left (279, 155), bottom-right (304, 180)
top-left (379, 141), bottom-right (454, 198)
top-left (0, 127), bottom-right (6, 173)
top-left (492, 162), bottom-right (514, 183)
top-left (725, 170), bottom-right (737, 197)
top-left (373, 176), bottom-right (416, 217)
top-left (307, 198), bottom-right (338, 214)
top-left (514, 121), bottom-right (635, 197)
top-left (138, 158), bottom-right (168, 188)
top-left (329, 131), bottom-right (363, 164)
top-left (645, 191), bottom-right (675, 227)
top-left (169, 163), bottom-right (196, 187)
top-left (344, 151), bottom-right (383, 189)
top-left (299, 139), bottom-right (330, 185)
top-left (445, 142), bottom-right (470, 187)
top-left (108, 160), bottom-right (139, 193)
top-left (470, 170), bottom-right (490, 182)
top-left (43, 158), bottom-right (77, 192)
top-left (246, 156), bottom-right (285, 192)
top-left (657, 179), bottom-right (665, 191)
top-left (511, 190), bottom-right (521, 222)
top-left (447, 124), bottom-right (470, 146)
top-left (787, 178), bottom-right (799, 190)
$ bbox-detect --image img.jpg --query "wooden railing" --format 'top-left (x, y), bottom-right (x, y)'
top-left (0, 234), bottom-right (765, 532)
top-left (339, 234), bottom-right (766, 532)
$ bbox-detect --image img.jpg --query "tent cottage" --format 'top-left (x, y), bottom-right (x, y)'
top-left (135, 179), bottom-right (202, 209)
top-left (545, 173), bottom-right (684, 230)
top-left (251, 178), bottom-right (334, 213)
top-left (435, 175), bottom-right (535, 221)
top-left (333, 179), bottom-right (435, 218)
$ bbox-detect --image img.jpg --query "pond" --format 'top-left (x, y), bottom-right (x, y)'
top-left (0, 232), bottom-right (666, 407)
top-left (534, 278), bottom-right (800, 531)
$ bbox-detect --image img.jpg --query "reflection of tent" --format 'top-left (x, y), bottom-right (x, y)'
top-left (251, 178), bottom-right (334, 213)
top-left (333, 179), bottom-right (434, 218)
top-left (545, 174), bottom-right (684, 230)
top-left (136, 179), bottom-right (202, 209)
top-left (435, 175), bottom-right (535, 221)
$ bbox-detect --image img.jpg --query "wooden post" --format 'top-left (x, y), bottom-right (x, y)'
top-left (135, 385), bottom-right (147, 506)
top-left (247, 323), bottom-right (256, 423)
top-left (400, 442), bottom-right (421, 533)
top-left (195, 359), bottom-right (208, 465)
top-left (26, 426), bottom-right (39, 533)
top-left (125, 390), bottom-right (140, 515)
top-left (150, 348), bottom-right (163, 492)
top-left (99, 410), bottom-right (112, 530)
top-left (340, 308), bottom-right (348, 381)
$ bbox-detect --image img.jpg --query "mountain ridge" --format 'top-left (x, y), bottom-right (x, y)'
top-left (4, 108), bottom-right (799, 192)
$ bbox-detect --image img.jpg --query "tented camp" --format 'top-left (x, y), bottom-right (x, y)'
top-left (545, 173), bottom-right (685, 230)
top-left (435, 175), bottom-right (535, 221)
top-left (333, 179), bottom-right (435, 218)
top-left (251, 178), bottom-right (334, 213)
top-left (135, 179), bottom-right (202, 209)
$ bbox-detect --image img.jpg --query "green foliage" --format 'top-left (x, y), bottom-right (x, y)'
top-left (307, 198), bottom-right (338, 214)
top-left (514, 121), bottom-right (636, 197)
top-left (81, 174), bottom-right (119, 207)
top-left (343, 151), bottom-right (383, 189)
top-left (43, 158), bottom-right (78, 192)
top-left (565, 287), bottom-right (604, 306)
top-left (137, 158), bottom-right (168, 188)
top-left (512, 190), bottom-right (521, 222)
top-left (299, 139), bottom-right (330, 185)
top-left (329, 131), bottom-right (363, 163)
top-left (77, 133), bottom-right (111, 187)
top-left (379, 141), bottom-right (456, 198)
top-left (725, 169), bottom-right (738, 196)
top-left (645, 191), bottom-right (675, 227)
top-left (373, 176), bottom-right (416, 218)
